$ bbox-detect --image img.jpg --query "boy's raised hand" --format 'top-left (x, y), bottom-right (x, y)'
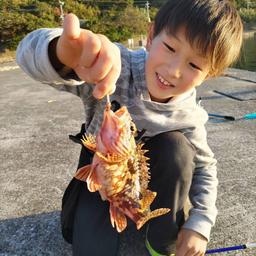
top-left (175, 228), bottom-right (207, 256)
top-left (56, 13), bottom-right (121, 99)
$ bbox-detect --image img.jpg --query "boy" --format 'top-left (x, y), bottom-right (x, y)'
top-left (16, 0), bottom-right (243, 255)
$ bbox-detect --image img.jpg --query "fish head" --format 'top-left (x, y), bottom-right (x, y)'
top-left (97, 105), bottom-right (137, 156)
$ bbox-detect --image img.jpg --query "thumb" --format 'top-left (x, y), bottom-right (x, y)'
top-left (62, 13), bottom-right (80, 40)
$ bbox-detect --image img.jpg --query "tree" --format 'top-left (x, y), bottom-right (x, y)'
top-left (1, 0), bottom-right (255, 52)
top-left (0, 0), bottom-right (59, 50)
top-left (49, 0), bottom-right (100, 20)
top-left (149, 6), bottom-right (158, 21)
top-left (82, 4), bottom-right (150, 42)
top-left (239, 8), bottom-right (256, 22)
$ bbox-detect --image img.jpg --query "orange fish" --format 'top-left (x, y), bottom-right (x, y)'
top-left (74, 101), bottom-right (170, 232)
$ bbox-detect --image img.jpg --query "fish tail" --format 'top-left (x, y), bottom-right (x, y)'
top-left (110, 204), bottom-right (127, 233)
top-left (136, 208), bottom-right (171, 230)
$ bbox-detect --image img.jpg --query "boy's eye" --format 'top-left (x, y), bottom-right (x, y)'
top-left (164, 43), bottom-right (175, 52)
top-left (189, 62), bottom-right (201, 70)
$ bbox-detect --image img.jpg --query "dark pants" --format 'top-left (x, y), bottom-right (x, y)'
top-left (63, 131), bottom-right (195, 256)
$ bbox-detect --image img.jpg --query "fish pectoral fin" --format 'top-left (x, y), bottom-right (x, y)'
top-left (74, 165), bottom-right (91, 181)
top-left (109, 204), bottom-right (127, 233)
top-left (75, 165), bottom-right (102, 192)
top-left (136, 208), bottom-right (171, 230)
top-left (87, 169), bottom-right (102, 192)
top-left (81, 134), bottom-right (97, 152)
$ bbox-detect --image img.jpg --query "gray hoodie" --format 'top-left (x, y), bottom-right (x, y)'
top-left (16, 28), bottom-right (218, 241)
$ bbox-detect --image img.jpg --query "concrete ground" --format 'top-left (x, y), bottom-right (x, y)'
top-left (0, 62), bottom-right (255, 256)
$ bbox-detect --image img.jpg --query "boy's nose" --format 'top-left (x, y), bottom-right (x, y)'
top-left (166, 58), bottom-right (182, 78)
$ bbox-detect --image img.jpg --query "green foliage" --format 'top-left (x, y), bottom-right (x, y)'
top-left (0, 0), bottom-right (101, 50)
top-left (49, 0), bottom-right (100, 20)
top-left (82, 5), bottom-right (150, 42)
top-left (1, 0), bottom-right (256, 52)
top-left (0, 1), bottom-right (60, 50)
top-left (239, 8), bottom-right (256, 23)
top-left (149, 7), bottom-right (158, 21)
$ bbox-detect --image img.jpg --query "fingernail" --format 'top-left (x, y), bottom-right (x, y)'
top-left (93, 89), bottom-right (102, 99)
top-left (79, 63), bottom-right (85, 69)
top-left (79, 60), bottom-right (86, 69)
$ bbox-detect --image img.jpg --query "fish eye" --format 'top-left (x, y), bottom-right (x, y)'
top-left (130, 122), bottom-right (137, 134)
top-left (130, 125), bottom-right (135, 132)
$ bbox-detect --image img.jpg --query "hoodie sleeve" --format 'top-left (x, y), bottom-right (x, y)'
top-left (16, 28), bottom-right (85, 92)
top-left (182, 124), bottom-right (218, 241)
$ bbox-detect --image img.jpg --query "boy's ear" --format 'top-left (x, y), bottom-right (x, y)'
top-left (146, 22), bottom-right (155, 51)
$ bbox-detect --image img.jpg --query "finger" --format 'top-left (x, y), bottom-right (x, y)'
top-left (79, 31), bottom-right (101, 69)
top-left (175, 246), bottom-right (189, 256)
top-left (177, 247), bottom-right (201, 256)
top-left (93, 54), bottom-right (121, 98)
top-left (73, 64), bottom-right (117, 95)
top-left (176, 231), bottom-right (183, 251)
top-left (75, 54), bottom-right (120, 87)
top-left (62, 13), bottom-right (80, 40)
top-left (92, 64), bottom-right (120, 98)
top-left (93, 78), bottom-right (117, 99)
top-left (108, 83), bottom-right (117, 95)
top-left (73, 65), bottom-right (94, 83)
top-left (88, 35), bottom-right (120, 82)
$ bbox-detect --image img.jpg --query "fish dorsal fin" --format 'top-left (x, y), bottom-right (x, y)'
top-left (96, 152), bottom-right (124, 163)
top-left (133, 143), bottom-right (150, 192)
top-left (81, 134), bottom-right (97, 152)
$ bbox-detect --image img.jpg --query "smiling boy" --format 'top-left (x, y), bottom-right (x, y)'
top-left (146, 25), bottom-right (210, 103)
top-left (16, 0), bottom-right (243, 255)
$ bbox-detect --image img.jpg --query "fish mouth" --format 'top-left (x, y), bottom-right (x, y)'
top-left (100, 106), bottom-right (132, 156)
top-left (157, 73), bottom-right (175, 87)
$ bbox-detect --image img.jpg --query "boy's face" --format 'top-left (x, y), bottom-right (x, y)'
top-left (145, 23), bottom-right (210, 103)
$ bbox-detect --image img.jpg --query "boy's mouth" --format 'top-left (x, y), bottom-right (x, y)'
top-left (157, 74), bottom-right (174, 87)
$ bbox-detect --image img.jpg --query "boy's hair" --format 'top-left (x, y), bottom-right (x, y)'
top-left (154, 0), bottom-right (243, 77)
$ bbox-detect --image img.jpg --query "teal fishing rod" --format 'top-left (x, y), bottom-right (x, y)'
top-left (208, 113), bottom-right (235, 120)
top-left (205, 243), bottom-right (256, 254)
top-left (198, 98), bottom-right (256, 121)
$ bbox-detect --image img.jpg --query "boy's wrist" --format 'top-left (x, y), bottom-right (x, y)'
top-left (48, 37), bottom-right (65, 70)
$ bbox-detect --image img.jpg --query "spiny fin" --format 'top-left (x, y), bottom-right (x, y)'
top-left (87, 169), bottom-right (102, 192)
top-left (139, 190), bottom-right (157, 212)
top-left (136, 208), bottom-right (171, 230)
top-left (75, 165), bottom-right (91, 181)
top-left (96, 151), bottom-right (124, 163)
top-left (81, 134), bottom-right (97, 152)
top-left (110, 204), bottom-right (127, 233)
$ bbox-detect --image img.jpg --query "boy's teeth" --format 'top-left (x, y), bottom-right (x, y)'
top-left (158, 74), bottom-right (172, 86)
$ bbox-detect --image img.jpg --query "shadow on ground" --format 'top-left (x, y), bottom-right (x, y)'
top-left (0, 212), bottom-right (72, 256)
top-left (0, 212), bottom-right (148, 256)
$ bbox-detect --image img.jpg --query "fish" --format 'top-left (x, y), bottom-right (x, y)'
top-left (74, 101), bottom-right (170, 232)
